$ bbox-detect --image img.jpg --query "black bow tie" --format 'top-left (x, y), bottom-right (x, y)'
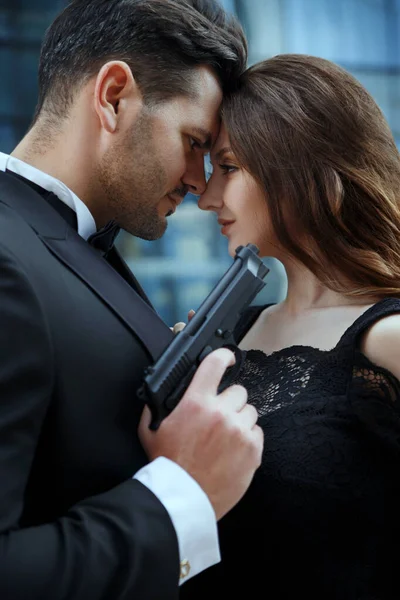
top-left (87, 220), bottom-right (121, 255)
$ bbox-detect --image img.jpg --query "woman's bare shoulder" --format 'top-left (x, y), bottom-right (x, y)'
top-left (360, 313), bottom-right (400, 379)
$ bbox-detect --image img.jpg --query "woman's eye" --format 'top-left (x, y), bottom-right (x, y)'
top-left (219, 164), bottom-right (238, 174)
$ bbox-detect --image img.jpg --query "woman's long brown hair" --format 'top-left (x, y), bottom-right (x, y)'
top-left (222, 54), bottom-right (400, 298)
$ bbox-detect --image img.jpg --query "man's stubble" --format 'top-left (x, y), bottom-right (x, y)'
top-left (97, 111), bottom-right (169, 240)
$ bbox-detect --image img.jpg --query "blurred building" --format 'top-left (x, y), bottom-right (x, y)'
top-left (1, 0), bottom-right (399, 323)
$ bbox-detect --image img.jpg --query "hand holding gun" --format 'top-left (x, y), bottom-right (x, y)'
top-left (137, 244), bottom-right (269, 430)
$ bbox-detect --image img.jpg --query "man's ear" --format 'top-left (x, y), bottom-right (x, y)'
top-left (93, 61), bottom-right (143, 132)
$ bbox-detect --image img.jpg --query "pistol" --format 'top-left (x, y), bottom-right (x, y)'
top-left (137, 244), bottom-right (269, 430)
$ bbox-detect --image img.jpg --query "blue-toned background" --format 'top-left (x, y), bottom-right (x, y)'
top-left (1, 0), bottom-right (399, 324)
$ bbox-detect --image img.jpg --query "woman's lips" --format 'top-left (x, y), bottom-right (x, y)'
top-left (218, 220), bottom-right (235, 236)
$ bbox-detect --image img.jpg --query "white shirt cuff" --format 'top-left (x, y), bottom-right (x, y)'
top-left (133, 456), bottom-right (221, 584)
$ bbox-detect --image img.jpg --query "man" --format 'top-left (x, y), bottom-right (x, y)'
top-left (0, 0), bottom-right (263, 598)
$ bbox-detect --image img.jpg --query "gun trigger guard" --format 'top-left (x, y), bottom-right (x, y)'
top-left (217, 345), bottom-right (245, 394)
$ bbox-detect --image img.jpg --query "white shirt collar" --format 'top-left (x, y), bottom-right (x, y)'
top-left (0, 152), bottom-right (97, 240)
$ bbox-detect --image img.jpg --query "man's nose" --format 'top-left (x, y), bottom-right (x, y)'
top-left (182, 154), bottom-right (207, 196)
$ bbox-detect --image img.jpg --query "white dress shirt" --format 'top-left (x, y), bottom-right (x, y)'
top-left (0, 152), bottom-right (220, 584)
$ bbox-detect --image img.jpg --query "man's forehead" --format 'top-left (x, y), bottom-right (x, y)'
top-left (183, 101), bottom-right (221, 147)
top-left (209, 119), bottom-right (222, 148)
top-left (209, 123), bottom-right (231, 159)
top-left (164, 66), bottom-right (222, 144)
top-left (191, 64), bottom-right (223, 99)
top-left (189, 66), bottom-right (222, 119)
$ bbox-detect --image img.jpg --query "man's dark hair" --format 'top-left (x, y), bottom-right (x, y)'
top-left (33, 0), bottom-right (247, 123)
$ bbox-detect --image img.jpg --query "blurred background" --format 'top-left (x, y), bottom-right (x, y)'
top-left (1, 0), bottom-right (399, 324)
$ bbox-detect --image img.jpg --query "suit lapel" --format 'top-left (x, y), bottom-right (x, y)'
top-left (0, 171), bottom-right (173, 361)
top-left (106, 246), bottom-right (153, 306)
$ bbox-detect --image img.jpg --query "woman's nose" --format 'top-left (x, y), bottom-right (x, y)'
top-left (197, 177), bottom-right (222, 212)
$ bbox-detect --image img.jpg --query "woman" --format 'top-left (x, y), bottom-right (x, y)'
top-left (181, 54), bottom-right (400, 599)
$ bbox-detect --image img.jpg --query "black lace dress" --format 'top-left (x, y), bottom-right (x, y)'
top-left (180, 298), bottom-right (400, 600)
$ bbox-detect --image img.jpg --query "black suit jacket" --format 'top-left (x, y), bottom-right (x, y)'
top-left (0, 170), bottom-right (179, 599)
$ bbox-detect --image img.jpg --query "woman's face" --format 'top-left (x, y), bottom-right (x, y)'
top-left (198, 124), bottom-right (273, 258)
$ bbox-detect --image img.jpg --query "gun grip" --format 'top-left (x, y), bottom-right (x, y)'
top-left (148, 364), bottom-right (198, 431)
